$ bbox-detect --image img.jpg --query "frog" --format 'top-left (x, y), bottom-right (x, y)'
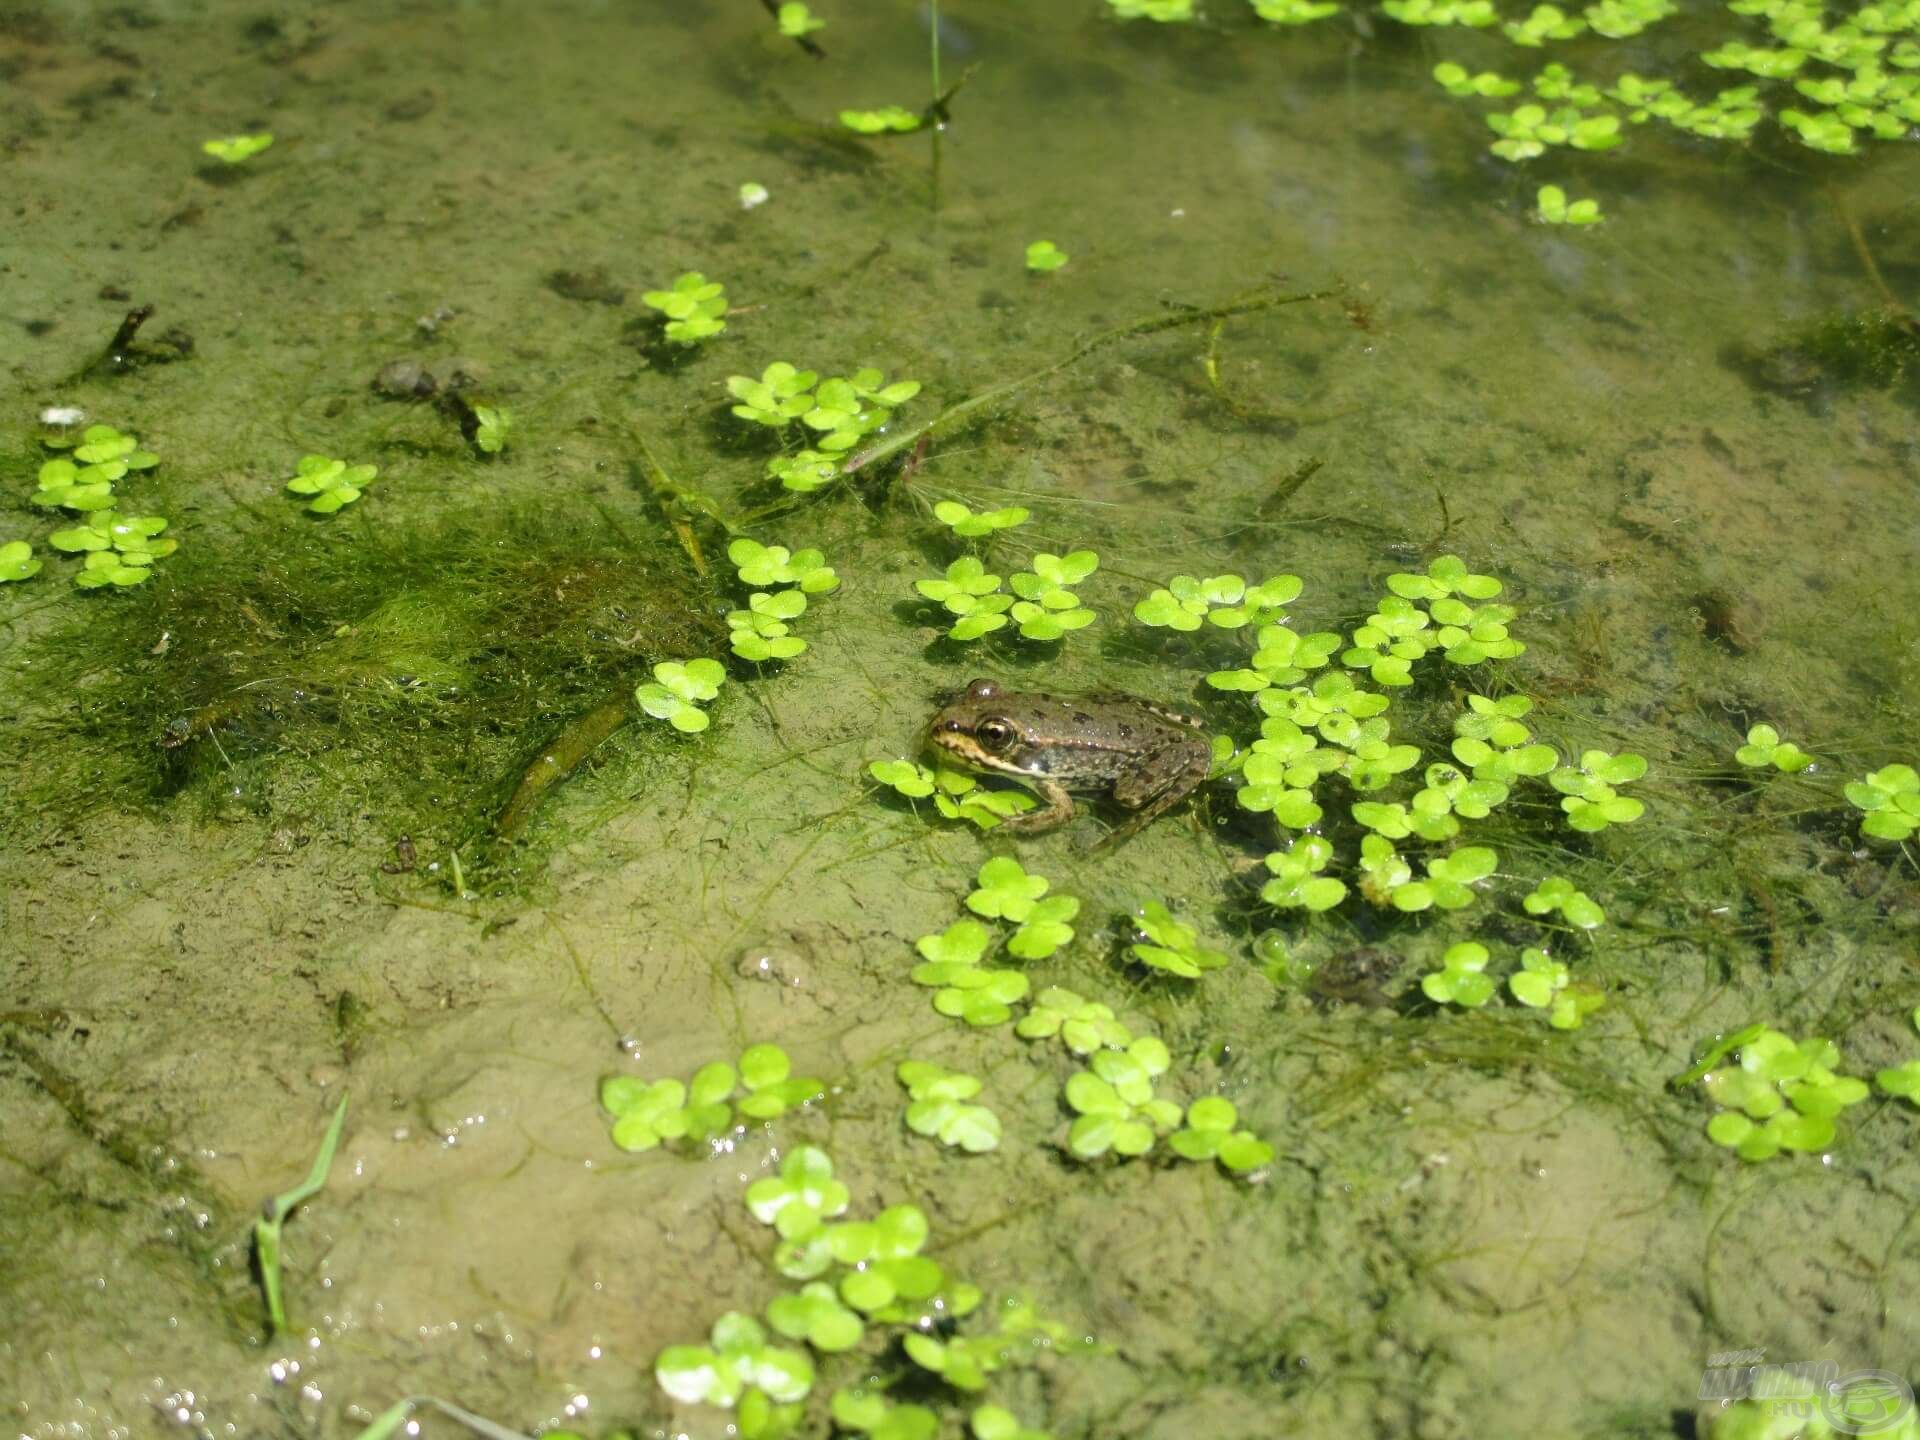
top-left (925, 677), bottom-right (1212, 845)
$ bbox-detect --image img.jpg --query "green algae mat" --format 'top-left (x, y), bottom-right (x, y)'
top-left (2, 2), bottom-right (1919, 1438)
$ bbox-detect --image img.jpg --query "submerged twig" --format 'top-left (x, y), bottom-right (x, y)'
top-left (843, 285), bottom-right (1337, 476)
top-left (493, 693), bottom-right (632, 840)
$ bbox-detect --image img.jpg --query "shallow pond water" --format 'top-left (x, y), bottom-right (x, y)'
top-left (3, 2), bottom-right (1919, 1439)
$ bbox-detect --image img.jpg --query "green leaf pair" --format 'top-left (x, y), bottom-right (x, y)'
top-left (727, 537), bottom-right (839, 593)
top-left (1134, 572), bottom-right (1301, 632)
top-left (867, 757), bottom-right (1038, 829)
top-left (1359, 839), bottom-right (1497, 912)
top-left (1064, 1037), bottom-right (1181, 1158)
top-left (911, 918), bottom-right (1029, 1025)
top-left (1261, 835), bottom-right (1347, 911)
top-left (1549, 748), bottom-right (1648, 831)
top-left (1166, 1096), bottom-right (1276, 1173)
top-left (641, 270), bottom-right (728, 344)
top-left (897, 1060), bottom-right (1001, 1153)
top-left (1015, 986), bottom-right (1134, 1054)
top-left (600, 1043), bottom-right (825, 1154)
top-left (1523, 875), bottom-right (1606, 930)
top-left (287, 454), bottom-right (377, 514)
top-left (934, 499), bottom-right (1030, 536)
top-left (1129, 899), bottom-right (1230, 978)
top-left (634, 657), bottom-right (727, 733)
top-left (1845, 763), bottom-right (1919, 842)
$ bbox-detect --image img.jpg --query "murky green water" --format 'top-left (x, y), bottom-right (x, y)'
top-left (3, 2), bottom-right (1918, 1438)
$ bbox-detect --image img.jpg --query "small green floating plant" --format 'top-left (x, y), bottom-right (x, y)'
top-left (728, 361), bottom-right (922, 494)
top-left (724, 536), bottom-right (839, 663)
top-left (867, 757), bottom-right (1039, 829)
top-left (913, 508), bottom-right (1101, 644)
top-left (599, 1043), bottom-right (825, 1153)
top-left (286, 454), bottom-right (377, 513)
top-left (37, 424), bottom-right (158, 511)
top-left (1845, 762), bottom-right (1919, 842)
top-left (634, 658), bottom-right (727, 732)
top-left (1733, 723), bottom-right (1813, 773)
top-left (0, 541), bottom-right (40, 583)
top-left (1680, 1024), bottom-right (1871, 1162)
top-left (1024, 240), bottom-right (1069, 272)
top-left (642, 271), bottom-right (729, 344)
top-left (897, 1060), bottom-right (1002, 1153)
top-left (202, 132), bottom-right (274, 164)
top-left (1128, 899), bottom-right (1230, 978)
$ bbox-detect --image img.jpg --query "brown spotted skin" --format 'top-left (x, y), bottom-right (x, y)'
top-left (925, 677), bottom-right (1211, 845)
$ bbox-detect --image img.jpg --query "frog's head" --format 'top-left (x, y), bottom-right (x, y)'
top-left (926, 677), bottom-right (1048, 778)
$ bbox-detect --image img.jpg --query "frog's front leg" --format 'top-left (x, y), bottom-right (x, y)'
top-left (996, 778), bottom-right (1076, 834)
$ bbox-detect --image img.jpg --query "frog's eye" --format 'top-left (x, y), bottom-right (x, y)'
top-left (976, 718), bottom-right (1017, 752)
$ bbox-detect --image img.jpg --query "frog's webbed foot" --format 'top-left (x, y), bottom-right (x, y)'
top-left (995, 779), bottom-right (1074, 835)
top-left (1091, 748), bottom-right (1210, 851)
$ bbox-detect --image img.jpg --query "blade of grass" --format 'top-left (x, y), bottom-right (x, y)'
top-left (255, 1092), bottom-right (349, 1335)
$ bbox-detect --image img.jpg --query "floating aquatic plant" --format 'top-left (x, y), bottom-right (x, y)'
top-left (470, 404), bottom-right (511, 455)
top-left (1104, 0), bottom-right (1196, 19)
top-left (1205, 623), bottom-right (1342, 692)
top-left (1024, 240), bottom-right (1069, 272)
top-left (867, 758), bottom-right (1039, 828)
top-left (202, 132), bottom-right (273, 164)
top-left (1253, 0), bottom-right (1341, 21)
top-left (727, 538), bottom-right (839, 593)
top-left (840, 105), bottom-right (923, 133)
top-left (1166, 1096), bottom-right (1277, 1173)
top-left (971, 1406), bottom-right (1054, 1440)
top-left (911, 919), bottom-right (1029, 1025)
top-left (1421, 940), bottom-right (1496, 1007)
top-left (47, 512), bottom-right (177, 589)
top-left (1129, 900), bottom-right (1230, 978)
top-left (775, 2), bottom-right (825, 38)
top-left (832, 1391), bottom-right (939, 1440)
top-left (1523, 875), bottom-right (1606, 930)
top-left (36, 424), bottom-right (158, 511)
top-left (1844, 763), bottom-right (1919, 841)
top-left (731, 361), bottom-right (922, 491)
top-left (1877, 1010), bottom-right (1920, 1105)
top-left (1135, 573), bottom-right (1300, 632)
top-left (766, 1282), bottom-right (862, 1353)
top-left (1686, 1025), bottom-right (1870, 1162)
top-left (285, 455), bottom-right (377, 514)
top-left (1064, 1037), bottom-right (1181, 1158)
top-left (1359, 839), bottom-right (1498, 912)
top-left (897, 1060), bottom-right (1002, 1153)
top-left (1450, 693), bottom-right (1558, 782)
top-left (1015, 986), bottom-right (1133, 1054)
top-left (655, 1312), bottom-right (815, 1410)
top-left (730, 589), bottom-right (809, 663)
top-left (642, 271), bottom-right (729, 344)
top-left (747, 1144), bottom-right (852, 1238)
top-left (634, 658), bottom-right (726, 733)
top-left (600, 1044), bottom-right (824, 1153)
top-left (935, 499), bottom-right (1030, 536)
top-left (0, 541), bottom-right (40, 583)
top-left (1435, 61), bottom-right (1524, 95)
top-left (1261, 836), bottom-right (1348, 911)
top-left (1549, 748), bottom-right (1648, 830)
top-left (1506, 947), bottom-right (1605, 1028)
top-left (958, 857), bottom-right (1080, 959)
top-left (1535, 183), bottom-right (1603, 224)
top-left (1008, 551), bottom-right (1099, 641)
